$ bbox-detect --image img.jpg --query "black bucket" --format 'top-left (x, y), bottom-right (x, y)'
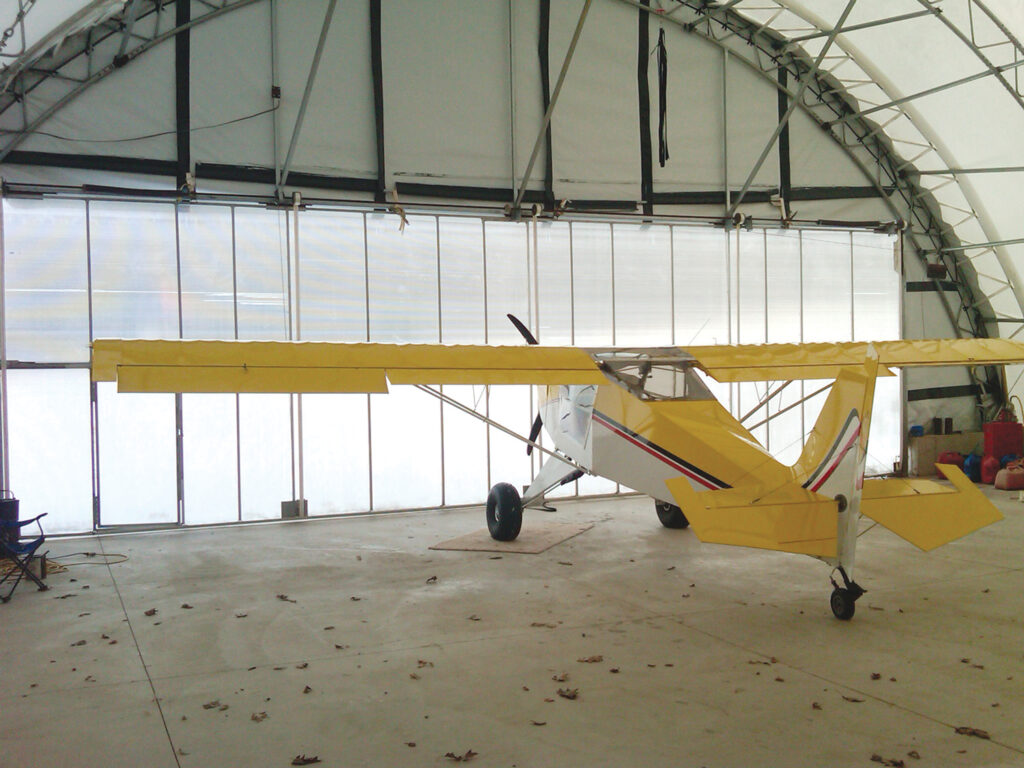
top-left (0, 493), bottom-right (19, 546)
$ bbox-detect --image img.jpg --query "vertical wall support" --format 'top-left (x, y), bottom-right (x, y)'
top-left (637, 0), bottom-right (653, 217)
top-left (777, 63), bottom-right (791, 220)
top-left (0, 190), bottom-right (8, 494)
top-left (537, 0), bottom-right (555, 211)
top-left (370, 0), bottom-right (387, 204)
top-left (174, 0), bottom-right (191, 192)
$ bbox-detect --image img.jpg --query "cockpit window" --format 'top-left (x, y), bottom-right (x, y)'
top-left (587, 348), bottom-right (715, 401)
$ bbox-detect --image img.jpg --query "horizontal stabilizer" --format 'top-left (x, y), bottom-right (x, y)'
top-left (665, 476), bottom-right (837, 557)
top-left (860, 464), bottom-right (1003, 551)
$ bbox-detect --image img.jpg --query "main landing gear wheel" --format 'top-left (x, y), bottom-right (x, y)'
top-left (487, 482), bottom-right (523, 541)
top-left (655, 500), bottom-right (689, 529)
top-left (830, 588), bottom-right (857, 620)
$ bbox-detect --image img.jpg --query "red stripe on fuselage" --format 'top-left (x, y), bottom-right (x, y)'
top-left (591, 413), bottom-right (720, 491)
top-left (809, 427), bottom-right (860, 492)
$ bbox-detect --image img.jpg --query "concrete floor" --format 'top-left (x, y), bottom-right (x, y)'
top-left (1, 490), bottom-right (1022, 768)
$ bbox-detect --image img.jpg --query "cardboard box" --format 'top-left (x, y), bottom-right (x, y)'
top-left (908, 432), bottom-right (984, 477)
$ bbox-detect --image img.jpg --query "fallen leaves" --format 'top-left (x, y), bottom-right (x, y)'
top-left (234, 613), bottom-right (248, 619)
top-left (250, 711), bottom-right (268, 723)
top-left (870, 754), bottom-right (905, 767)
top-left (871, 673), bottom-right (882, 680)
top-left (467, 614), bottom-right (481, 622)
top-left (70, 640), bottom-right (86, 647)
top-left (405, 742), bottom-right (416, 748)
top-left (417, 660), bottom-right (434, 668)
top-left (303, 686), bottom-right (313, 694)
top-left (202, 700), bottom-right (229, 711)
top-left (409, 673), bottom-right (421, 680)
top-left (349, 596), bottom-right (362, 602)
top-left (144, 608), bottom-right (157, 617)
top-left (812, 702), bottom-right (822, 710)
top-left (530, 622), bottom-right (557, 629)
top-left (609, 667), bottom-right (620, 674)
top-left (954, 726), bottom-right (991, 740)
top-left (444, 749), bottom-right (478, 762)
top-left (277, 594), bottom-right (297, 603)
top-left (551, 672), bottom-right (569, 683)
top-left (842, 696), bottom-right (865, 703)
top-left (291, 756), bottom-right (321, 766)
top-left (425, 576), bottom-right (438, 584)
top-left (531, 721), bottom-right (546, 726)
top-left (556, 688), bottom-right (579, 700)
top-left (577, 655), bottom-right (603, 663)
top-left (295, 662), bottom-right (308, 670)
top-left (181, 603), bottom-right (193, 610)
top-left (907, 751), bottom-right (921, 760)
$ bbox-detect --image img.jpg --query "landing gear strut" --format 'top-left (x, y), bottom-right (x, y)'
top-left (829, 566), bottom-right (865, 620)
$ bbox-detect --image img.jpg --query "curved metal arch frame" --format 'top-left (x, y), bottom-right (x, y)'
top-left (624, 0), bottom-right (1011, 405)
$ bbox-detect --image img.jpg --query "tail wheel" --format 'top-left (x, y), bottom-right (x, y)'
top-left (655, 500), bottom-right (689, 529)
top-left (830, 588), bottom-right (856, 620)
top-left (487, 482), bottom-right (523, 541)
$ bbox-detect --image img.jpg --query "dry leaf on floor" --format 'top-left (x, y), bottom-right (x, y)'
top-left (907, 751), bottom-right (920, 760)
top-left (70, 640), bottom-right (86, 647)
top-left (218, 704), bottom-right (229, 711)
top-left (235, 613), bottom-right (248, 619)
top-left (530, 622), bottom-right (556, 628)
top-left (666, 566), bottom-right (675, 570)
top-left (774, 677), bottom-right (785, 683)
top-left (577, 655), bottom-right (603, 663)
top-left (334, 644), bottom-right (349, 650)
top-left (323, 626), bottom-right (334, 631)
top-left (177, 748), bottom-right (188, 757)
top-left (417, 660), bottom-right (434, 668)
top-left (144, 609), bottom-right (157, 616)
top-left (556, 688), bottom-right (579, 700)
top-left (609, 668), bottom-right (620, 674)
top-left (444, 749), bottom-right (478, 762)
top-left (410, 673), bottom-right (421, 680)
top-left (552, 672), bottom-right (568, 682)
top-left (842, 696), bottom-right (864, 703)
top-left (291, 756), bottom-right (321, 766)
top-left (426, 576), bottom-right (438, 584)
top-left (557, 561), bottom-right (573, 567)
top-left (531, 721), bottom-right (546, 726)
top-left (871, 673), bottom-right (882, 680)
top-left (406, 742), bottom-right (416, 747)
top-left (955, 726), bottom-right (990, 739)
top-left (250, 711), bottom-right (268, 723)
top-left (202, 700), bottom-right (221, 710)
top-left (296, 662), bottom-right (308, 669)
top-left (273, 666), bottom-right (286, 671)
top-left (870, 754), bottom-right (905, 767)
top-left (277, 594), bottom-right (297, 603)
top-left (812, 702), bottom-right (822, 710)
top-left (181, 603), bottom-right (193, 609)
top-left (101, 634), bottom-right (109, 639)
top-left (488, 556), bottom-right (502, 560)
top-left (350, 596), bottom-right (362, 602)
top-left (467, 614), bottom-right (481, 621)
top-left (303, 686), bottom-right (312, 694)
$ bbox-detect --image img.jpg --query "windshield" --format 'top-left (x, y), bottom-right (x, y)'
top-left (588, 348), bottom-right (715, 401)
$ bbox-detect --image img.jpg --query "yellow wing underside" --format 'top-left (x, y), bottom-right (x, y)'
top-left (92, 337), bottom-right (1024, 393)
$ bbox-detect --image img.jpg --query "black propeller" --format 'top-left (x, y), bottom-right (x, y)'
top-left (508, 314), bottom-right (543, 456)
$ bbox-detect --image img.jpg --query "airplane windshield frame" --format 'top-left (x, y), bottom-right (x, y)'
top-left (587, 348), bottom-right (715, 402)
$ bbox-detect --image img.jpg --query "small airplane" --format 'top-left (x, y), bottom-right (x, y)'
top-left (92, 320), bottom-right (1018, 619)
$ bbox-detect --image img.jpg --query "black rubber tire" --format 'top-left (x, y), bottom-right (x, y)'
top-left (655, 500), bottom-right (689, 529)
top-left (830, 588), bottom-right (856, 620)
top-left (487, 482), bottom-right (523, 541)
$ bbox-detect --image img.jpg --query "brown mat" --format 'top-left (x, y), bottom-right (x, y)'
top-left (430, 522), bottom-right (593, 554)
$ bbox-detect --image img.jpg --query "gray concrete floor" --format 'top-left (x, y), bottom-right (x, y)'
top-left (1, 490), bottom-right (1022, 768)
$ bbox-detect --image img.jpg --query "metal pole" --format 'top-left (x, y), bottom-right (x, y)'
top-left (0, 189), bottom-right (8, 492)
top-left (278, 0), bottom-right (338, 193)
top-left (727, 0), bottom-right (859, 219)
top-left (293, 192), bottom-right (304, 512)
top-left (270, 0), bottom-right (282, 195)
top-left (513, 0), bottom-right (593, 212)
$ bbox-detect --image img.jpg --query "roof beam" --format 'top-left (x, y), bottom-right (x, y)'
top-left (785, 9), bottom-right (933, 44)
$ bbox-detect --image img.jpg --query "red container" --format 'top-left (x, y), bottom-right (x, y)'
top-left (983, 421), bottom-right (1022, 459)
top-left (936, 450), bottom-right (964, 469)
top-left (981, 455), bottom-right (1001, 484)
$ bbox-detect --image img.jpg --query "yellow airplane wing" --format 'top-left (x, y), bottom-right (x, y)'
top-left (686, 337), bottom-right (1024, 382)
top-left (860, 464), bottom-right (1003, 551)
top-left (91, 338), bottom-right (607, 393)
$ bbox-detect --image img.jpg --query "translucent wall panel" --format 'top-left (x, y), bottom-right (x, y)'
top-left (613, 224), bottom-right (672, 347)
top-left (439, 217), bottom-right (485, 343)
top-left (179, 205), bottom-right (235, 340)
top-left (674, 227), bottom-right (729, 346)
top-left (853, 232), bottom-right (899, 341)
top-left (2, 198), bottom-right (89, 362)
top-left (484, 222), bottom-right (533, 492)
top-left (90, 202), bottom-right (179, 340)
top-left (298, 211), bottom-right (368, 342)
top-left (370, 388), bottom-right (442, 509)
top-left (536, 222), bottom-right (573, 344)
top-left (571, 223), bottom-right (614, 347)
top-left (438, 218), bottom-right (488, 504)
top-left (235, 207), bottom-right (290, 340)
top-left (367, 214), bottom-right (438, 342)
top-left (182, 394), bottom-right (238, 524)
top-left (802, 231), bottom-right (852, 343)
top-left (238, 394), bottom-right (292, 520)
top-left (302, 394), bottom-right (371, 515)
top-left (7, 370), bottom-right (92, 533)
top-left (97, 384), bottom-right (177, 526)
top-left (765, 230), bottom-right (801, 343)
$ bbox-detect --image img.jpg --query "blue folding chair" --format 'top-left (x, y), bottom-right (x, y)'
top-left (0, 512), bottom-right (48, 603)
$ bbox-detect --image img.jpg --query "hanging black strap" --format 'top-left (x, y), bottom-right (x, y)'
top-left (657, 27), bottom-right (669, 167)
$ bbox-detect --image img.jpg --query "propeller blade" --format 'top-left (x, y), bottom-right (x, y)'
top-left (526, 413), bottom-right (543, 455)
top-left (507, 313), bottom-right (539, 345)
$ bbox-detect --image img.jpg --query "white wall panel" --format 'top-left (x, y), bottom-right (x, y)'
top-left (382, 1), bottom-right (512, 187)
top-left (549, 0), bottom-right (640, 200)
